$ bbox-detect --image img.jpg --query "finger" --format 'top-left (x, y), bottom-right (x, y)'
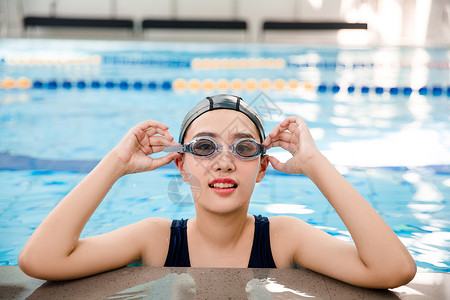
top-left (262, 135), bottom-right (271, 147)
top-left (270, 140), bottom-right (293, 152)
top-left (150, 145), bottom-right (171, 153)
top-left (136, 120), bottom-right (169, 132)
top-left (287, 123), bottom-right (299, 134)
top-left (267, 123), bottom-right (288, 139)
top-left (148, 135), bottom-right (176, 144)
top-left (146, 136), bottom-right (175, 151)
top-left (149, 153), bottom-right (179, 170)
top-left (285, 126), bottom-right (300, 144)
top-left (282, 116), bottom-right (303, 126)
top-left (266, 117), bottom-right (299, 140)
top-left (264, 116), bottom-right (305, 146)
top-left (163, 130), bottom-right (174, 141)
top-left (262, 134), bottom-right (273, 147)
top-left (145, 128), bottom-right (175, 143)
top-left (263, 127), bottom-right (287, 147)
top-left (135, 136), bottom-right (172, 155)
top-left (130, 125), bottom-right (169, 145)
top-left (263, 135), bottom-right (280, 149)
top-left (150, 140), bottom-right (180, 152)
top-left (279, 117), bottom-right (305, 132)
top-left (264, 130), bottom-right (295, 149)
top-left (144, 127), bottom-right (169, 137)
top-left (267, 155), bottom-right (287, 173)
top-left (275, 131), bottom-right (294, 142)
top-left (278, 121), bottom-right (302, 140)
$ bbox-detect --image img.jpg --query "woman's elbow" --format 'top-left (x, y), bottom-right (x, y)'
top-left (18, 250), bottom-right (41, 279)
top-left (376, 259), bottom-right (417, 289)
top-left (392, 261), bottom-right (417, 288)
top-left (18, 249), bottom-right (58, 281)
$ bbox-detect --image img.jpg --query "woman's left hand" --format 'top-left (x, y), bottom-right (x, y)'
top-left (262, 116), bottom-right (321, 175)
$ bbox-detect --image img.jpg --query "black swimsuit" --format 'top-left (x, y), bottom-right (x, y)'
top-left (164, 215), bottom-right (276, 268)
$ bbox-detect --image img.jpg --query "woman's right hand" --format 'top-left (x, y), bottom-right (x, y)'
top-left (18, 120), bottom-right (180, 281)
top-left (110, 120), bottom-right (180, 176)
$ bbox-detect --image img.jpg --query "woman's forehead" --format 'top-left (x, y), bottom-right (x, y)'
top-left (184, 110), bottom-right (260, 141)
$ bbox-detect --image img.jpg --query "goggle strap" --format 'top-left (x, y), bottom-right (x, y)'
top-left (163, 145), bottom-right (184, 153)
top-left (260, 144), bottom-right (266, 155)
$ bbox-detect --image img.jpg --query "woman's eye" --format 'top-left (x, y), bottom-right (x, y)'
top-left (193, 141), bottom-right (215, 154)
top-left (237, 142), bottom-right (257, 156)
top-left (198, 144), bottom-right (213, 150)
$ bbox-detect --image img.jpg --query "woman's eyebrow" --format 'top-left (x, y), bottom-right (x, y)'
top-left (193, 131), bottom-right (218, 139)
top-left (233, 132), bottom-right (256, 139)
top-left (192, 131), bottom-right (256, 140)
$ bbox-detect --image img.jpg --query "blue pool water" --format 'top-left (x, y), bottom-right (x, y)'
top-left (0, 39), bottom-right (449, 272)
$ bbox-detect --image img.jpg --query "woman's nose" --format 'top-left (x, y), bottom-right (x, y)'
top-left (211, 150), bottom-right (235, 172)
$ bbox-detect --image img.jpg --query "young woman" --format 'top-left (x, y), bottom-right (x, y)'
top-left (19, 94), bottom-right (416, 288)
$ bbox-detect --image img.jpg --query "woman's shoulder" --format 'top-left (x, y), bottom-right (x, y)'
top-left (266, 216), bottom-right (308, 268)
top-left (268, 216), bottom-right (317, 246)
top-left (268, 215), bottom-right (308, 229)
top-left (138, 217), bottom-right (173, 266)
top-left (139, 217), bottom-right (173, 232)
top-left (133, 217), bottom-right (174, 248)
top-left (130, 217), bottom-right (173, 247)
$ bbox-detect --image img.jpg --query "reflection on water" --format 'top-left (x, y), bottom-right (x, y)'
top-left (103, 268), bottom-right (401, 299)
top-left (108, 273), bottom-right (196, 300)
top-left (109, 271), bottom-right (318, 299)
top-left (246, 278), bottom-right (315, 299)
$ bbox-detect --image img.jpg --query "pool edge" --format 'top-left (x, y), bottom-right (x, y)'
top-left (0, 266), bottom-right (448, 299)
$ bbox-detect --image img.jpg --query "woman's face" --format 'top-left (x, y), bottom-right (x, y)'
top-left (174, 109), bottom-right (268, 215)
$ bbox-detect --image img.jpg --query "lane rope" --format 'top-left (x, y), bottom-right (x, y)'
top-left (0, 77), bottom-right (449, 97)
top-left (2, 56), bottom-right (449, 70)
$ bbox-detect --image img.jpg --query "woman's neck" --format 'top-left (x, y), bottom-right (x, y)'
top-left (190, 209), bottom-right (253, 250)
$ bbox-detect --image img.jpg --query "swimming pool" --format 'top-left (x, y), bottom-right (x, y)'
top-left (0, 39), bottom-right (449, 272)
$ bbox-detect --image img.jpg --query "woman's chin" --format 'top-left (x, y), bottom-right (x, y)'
top-left (196, 198), bottom-right (248, 215)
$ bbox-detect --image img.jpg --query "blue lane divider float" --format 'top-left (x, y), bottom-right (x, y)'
top-left (361, 86), bottom-right (370, 94)
top-left (27, 80), bottom-right (172, 91)
top-left (92, 81), bottom-right (101, 88)
top-left (28, 80), bottom-right (450, 97)
top-left (2, 78), bottom-right (450, 97)
top-left (390, 87), bottom-right (399, 95)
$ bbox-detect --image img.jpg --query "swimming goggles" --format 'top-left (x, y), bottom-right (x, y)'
top-left (164, 136), bottom-right (266, 160)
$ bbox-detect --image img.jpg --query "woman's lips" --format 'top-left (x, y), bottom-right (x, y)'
top-left (209, 178), bottom-right (237, 194)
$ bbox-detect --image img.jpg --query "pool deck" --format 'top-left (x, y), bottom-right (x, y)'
top-left (0, 266), bottom-right (448, 299)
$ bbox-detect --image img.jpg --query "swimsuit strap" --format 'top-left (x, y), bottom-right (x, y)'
top-left (164, 215), bottom-right (276, 268)
top-left (164, 219), bottom-right (191, 267)
top-left (248, 215), bottom-right (277, 268)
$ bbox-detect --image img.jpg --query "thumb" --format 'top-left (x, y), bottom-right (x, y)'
top-left (268, 155), bottom-right (287, 173)
top-left (149, 153), bottom-right (179, 170)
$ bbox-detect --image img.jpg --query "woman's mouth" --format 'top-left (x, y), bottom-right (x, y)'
top-left (208, 178), bottom-right (238, 194)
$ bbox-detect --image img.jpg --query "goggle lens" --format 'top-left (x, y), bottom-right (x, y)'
top-left (235, 140), bottom-right (258, 157)
top-left (192, 139), bottom-right (216, 156)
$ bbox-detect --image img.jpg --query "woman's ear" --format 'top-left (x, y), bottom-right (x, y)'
top-left (174, 154), bottom-right (189, 182)
top-left (256, 155), bottom-right (269, 183)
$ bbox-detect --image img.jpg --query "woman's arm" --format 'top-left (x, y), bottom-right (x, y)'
top-left (18, 120), bottom-right (179, 280)
top-left (264, 117), bottom-right (416, 289)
